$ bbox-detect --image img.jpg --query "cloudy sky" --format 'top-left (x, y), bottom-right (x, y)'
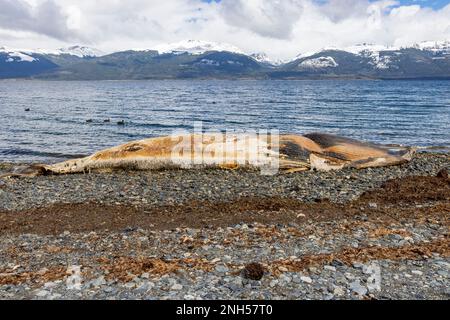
top-left (0, 0), bottom-right (449, 59)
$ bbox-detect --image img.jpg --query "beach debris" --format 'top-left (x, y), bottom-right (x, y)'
top-left (242, 263), bottom-right (265, 281)
top-left (117, 120), bottom-right (125, 126)
top-left (436, 168), bottom-right (448, 179)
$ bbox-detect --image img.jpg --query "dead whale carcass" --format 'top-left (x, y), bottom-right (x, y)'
top-left (3, 133), bottom-right (415, 177)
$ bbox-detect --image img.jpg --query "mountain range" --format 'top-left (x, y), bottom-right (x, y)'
top-left (1, 40), bottom-right (449, 80)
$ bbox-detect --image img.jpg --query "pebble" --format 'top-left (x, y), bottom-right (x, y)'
top-left (349, 280), bottom-right (368, 296)
top-left (103, 287), bottom-right (116, 294)
top-left (300, 276), bottom-right (313, 284)
top-left (171, 283), bottom-right (183, 291)
top-left (35, 290), bottom-right (49, 297)
top-left (279, 274), bottom-right (292, 283)
top-left (0, 154), bottom-right (448, 300)
top-left (2, 153), bottom-right (446, 212)
top-left (124, 283), bottom-right (135, 289)
top-left (333, 286), bottom-right (345, 296)
top-left (91, 276), bottom-right (107, 288)
top-left (215, 264), bottom-right (229, 273)
top-left (308, 267), bottom-right (318, 273)
top-left (44, 282), bottom-right (58, 289)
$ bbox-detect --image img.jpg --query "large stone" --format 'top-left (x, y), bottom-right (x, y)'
top-left (300, 276), bottom-right (313, 284)
top-left (171, 283), bottom-right (183, 291)
top-left (349, 280), bottom-right (368, 296)
top-left (215, 264), bottom-right (229, 273)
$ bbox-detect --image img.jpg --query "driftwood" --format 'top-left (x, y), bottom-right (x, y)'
top-left (2, 133), bottom-right (415, 177)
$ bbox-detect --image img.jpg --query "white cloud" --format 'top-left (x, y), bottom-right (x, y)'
top-left (0, 0), bottom-right (82, 41)
top-left (0, 0), bottom-right (449, 60)
top-left (219, 0), bottom-right (304, 39)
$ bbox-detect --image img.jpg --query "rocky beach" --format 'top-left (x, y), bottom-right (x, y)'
top-left (0, 152), bottom-right (448, 300)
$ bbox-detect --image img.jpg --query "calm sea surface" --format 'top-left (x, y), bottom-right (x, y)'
top-left (0, 80), bottom-right (449, 162)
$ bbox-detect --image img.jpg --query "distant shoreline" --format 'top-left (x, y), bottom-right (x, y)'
top-left (2, 77), bottom-right (450, 81)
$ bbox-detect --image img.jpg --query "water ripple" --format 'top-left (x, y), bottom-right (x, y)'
top-left (0, 79), bottom-right (449, 162)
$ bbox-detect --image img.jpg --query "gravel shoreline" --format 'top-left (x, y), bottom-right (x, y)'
top-left (0, 153), bottom-right (448, 300)
top-left (0, 153), bottom-right (448, 211)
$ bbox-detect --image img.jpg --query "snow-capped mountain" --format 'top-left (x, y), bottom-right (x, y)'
top-left (344, 43), bottom-right (399, 54)
top-left (294, 41), bottom-right (449, 61)
top-left (412, 40), bottom-right (450, 55)
top-left (38, 46), bottom-right (105, 58)
top-left (0, 45), bottom-right (104, 78)
top-left (298, 56), bottom-right (339, 69)
top-left (153, 41), bottom-right (284, 66)
top-left (1, 45), bottom-right (104, 61)
top-left (0, 47), bottom-right (38, 63)
top-left (1, 40), bottom-right (449, 79)
top-left (250, 52), bottom-right (271, 63)
top-left (344, 43), bottom-right (401, 70)
top-left (291, 40), bottom-right (450, 72)
top-left (279, 39), bottom-right (450, 79)
top-left (294, 43), bottom-right (400, 70)
top-left (250, 52), bottom-right (285, 66)
top-left (153, 40), bottom-right (243, 56)
top-left (0, 47), bottom-right (58, 78)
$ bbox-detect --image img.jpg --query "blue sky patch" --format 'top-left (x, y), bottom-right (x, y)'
top-left (203, 0), bottom-right (449, 10)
